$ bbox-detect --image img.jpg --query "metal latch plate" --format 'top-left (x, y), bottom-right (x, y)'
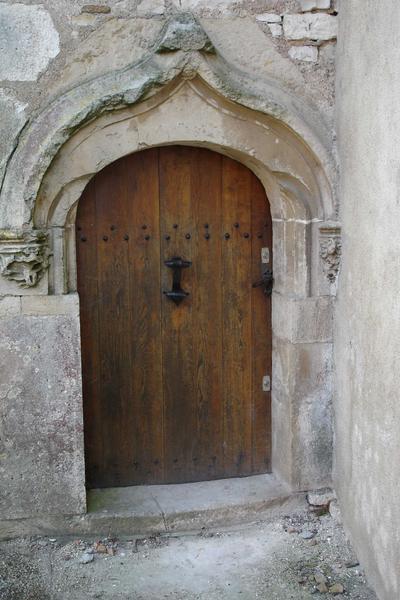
top-left (261, 247), bottom-right (270, 264)
top-left (262, 375), bottom-right (271, 392)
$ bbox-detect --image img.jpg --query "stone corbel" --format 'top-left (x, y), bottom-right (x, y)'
top-left (319, 226), bottom-right (341, 284)
top-left (0, 229), bottom-right (51, 288)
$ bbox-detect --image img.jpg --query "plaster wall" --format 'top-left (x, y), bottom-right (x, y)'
top-left (335, 2), bottom-right (400, 598)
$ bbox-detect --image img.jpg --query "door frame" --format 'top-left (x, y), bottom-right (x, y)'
top-left (41, 77), bottom-right (335, 496)
top-left (0, 23), bottom-right (339, 515)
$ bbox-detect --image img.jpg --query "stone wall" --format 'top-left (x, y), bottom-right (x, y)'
top-left (0, 0), bottom-right (337, 194)
top-left (335, 2), bottom-right (400, 599)
top-left (0, 0), bottom-right (337, 526)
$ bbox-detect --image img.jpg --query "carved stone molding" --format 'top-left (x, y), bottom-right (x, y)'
top-left (0, 230), bottom-right (50, 288)
top-left (0, 11), bottom-right (336, 230)
top-left (319, 226), bottom-right (341, 283)
top-left (156, 13), bottom-right (215, 54)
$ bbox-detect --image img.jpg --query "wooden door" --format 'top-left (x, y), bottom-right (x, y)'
top-left (76, 146), bottom-right (272, 489)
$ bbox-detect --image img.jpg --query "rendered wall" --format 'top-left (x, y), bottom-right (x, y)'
top-left (335, 2), bottom-right (400, 598)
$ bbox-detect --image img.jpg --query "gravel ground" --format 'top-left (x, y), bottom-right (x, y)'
top-left (0, 504), bottom-right (377, 600)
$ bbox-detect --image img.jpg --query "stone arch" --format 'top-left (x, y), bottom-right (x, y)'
top-left (34, 76), bottom-right (334, 301)
top-left (0, 14), bottom-right (339, 493)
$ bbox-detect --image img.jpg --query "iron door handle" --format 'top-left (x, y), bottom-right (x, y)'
top-left (163, 256), bottom-right (192, 305)
top-left (252, 268), bottom-right (273, 296)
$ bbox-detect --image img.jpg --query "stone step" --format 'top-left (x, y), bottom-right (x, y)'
top-left (0, 474), bottom-right (306, 539)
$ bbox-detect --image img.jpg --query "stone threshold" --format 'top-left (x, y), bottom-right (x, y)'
top-left (0, 474), bottom-right (305, 540)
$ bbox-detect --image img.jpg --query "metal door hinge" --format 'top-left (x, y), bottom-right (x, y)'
top-left (262, 375), bottom-right (271, 392)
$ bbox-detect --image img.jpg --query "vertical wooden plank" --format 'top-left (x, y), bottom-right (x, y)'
top-left (221, 156), bottom-right (253, 476)
top-left (190, 148), bottom-right (224, 480)
top-left (76, 179), bottom-right (102, 488)
top-left (159, 146), bottom-right (196, 483)
top-left (251, 174), bottom-right (272, 473)
top-left (94, 160), bottom-right (132, 487)
top-left (125, 149), bottom-right (164, 484)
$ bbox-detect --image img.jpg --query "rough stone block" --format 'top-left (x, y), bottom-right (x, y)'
top-left (289, 45), bottom-right (318, 62)
top-left (307, 488), bottom-right (335, 506)
top-left (71, 14), bottom-right (99, 27)
top-left (0, 296), bottom-right (21, 319)
top-left (273, 296), bottom-right (333, 344)
top-left (137, 0), bottom-right (165, 16)
top-left (283, 14), bottom-right (337, 41)
top-left (81, 4), bottom-right (111, 13)
top-left (0, 314), bottom-right (85, 519)
top-left (171, 0), bottom-right (236, 11)
top-left (319, 42), bottom-right (336, 64)
top-left (268, 24), bottom-right (283, 37)
top-left (0, 4), bottom-right (59, 81)
top-left (0, 90), bottom-right (27, 188)
top-left (329, 499), bottom-right (342, 524)
top-left (299, 0), bottom-right (331, 10)
top-left (21, 293), bottom-right (79, 317)
top-left (256, 13), bottom-right (282, 23)
top-left (272, 337), bottom-right (333, 490)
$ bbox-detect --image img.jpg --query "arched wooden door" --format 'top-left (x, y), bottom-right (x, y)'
top-left (76, 146), bottom-right (272, 488)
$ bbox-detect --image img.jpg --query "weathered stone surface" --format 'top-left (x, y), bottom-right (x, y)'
top-left (336, 4), bottom-right (400, 598)
top-left (272, 296), bottom-right (333, 344)
top-left (256, 13), bottom-right (282, 23)
top-left (0, 314), bottom-right (85, 519)
top-left (289, 45), bottom-right (318, 62)
top-left (320, 233), bottom-right (341, 282)
top-left (0, 4), bottom-right (59, 81)
top-left (71, 13), bottom-right (102, 27)
top-left (201, 17), bottom-right (303, 88)
top-left (283, 14), bottom-right (337, 41)
top-left (329, 499), bottom-right (342, 524)
top-left (21, 293), bottom-right (79, 317)
top-left (0, 296), bottom-right (21, 319)
top-left (328, 583), bottom-right (345, 594)
top-left (171, 0), bottom-right (237, 13)
top-left (307, 487), bottom-right (335, 506)
top-left (51, 18), bottom-right (163, 96)
top-left (268, 23), bottom-right (283, 37)
top-left (137, 0), bottom-right (165, 15)
top-left (299, 0), bottom-right (331, 10)
top-left (156, 13), bottom-right (215, 53)
top-left (0, 89), bottom-right (27, 188)
top-left (319, 42), bottom-right (336, 64)
top-left (0, 230), bottom-right (50, 289)
top-left (81, 4), bottom-right (111, 13)
top-left (273, 338), bottom-right (333, 490)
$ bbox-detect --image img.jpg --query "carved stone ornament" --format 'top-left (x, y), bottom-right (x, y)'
top-left (0, 229), bottom-right (51, 288)
top-left (319, 228), bottom-right (341, 283)
top-left (156, 13), bottom-right (215, 54)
